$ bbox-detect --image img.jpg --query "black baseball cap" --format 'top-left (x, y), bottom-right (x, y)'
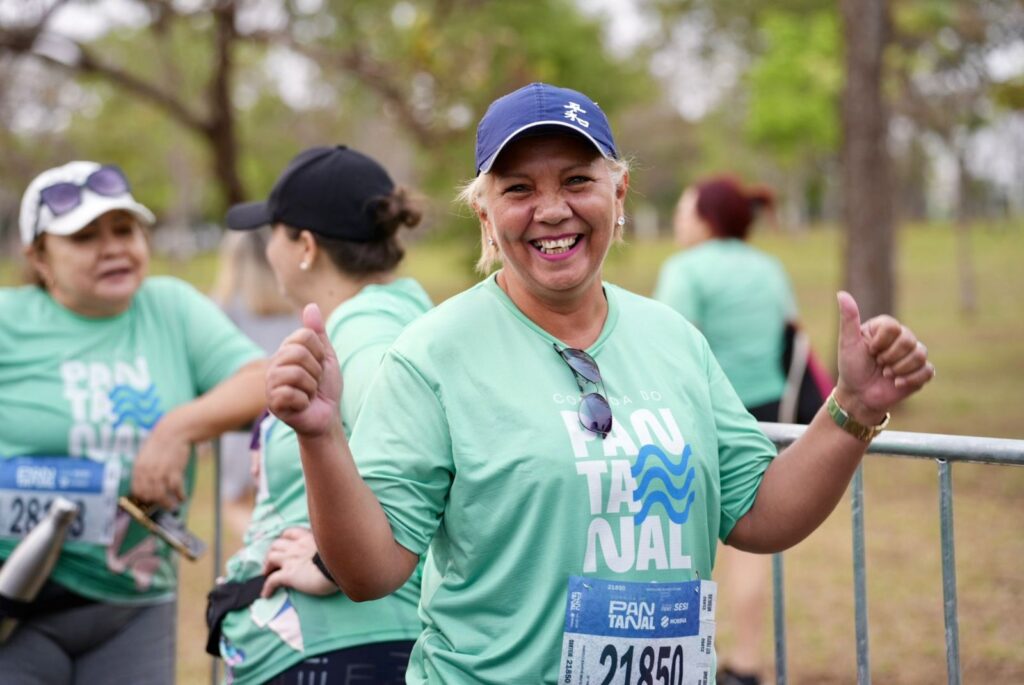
top-left (225, 145), bottom-right (395, 242)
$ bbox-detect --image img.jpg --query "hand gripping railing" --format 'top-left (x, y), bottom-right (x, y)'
top-left (758, 423), bottom-right (1024, 685)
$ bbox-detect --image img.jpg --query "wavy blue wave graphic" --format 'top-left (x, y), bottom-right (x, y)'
top-left (110, 384), bottom-right (158, 404)
top-left (631, 444), bottom-right (697, 525)
top-left (109, 383), bottom-right (164, 430)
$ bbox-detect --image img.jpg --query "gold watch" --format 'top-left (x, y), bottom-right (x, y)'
top-left (826, 389), bottom-right (890, 443)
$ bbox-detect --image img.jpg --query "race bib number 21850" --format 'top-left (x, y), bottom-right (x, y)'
top-left (559, 576), bottom-right (716, 685)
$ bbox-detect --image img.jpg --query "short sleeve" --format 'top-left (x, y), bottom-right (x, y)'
top-left (349, 350), bottom-right (454, 556)
top-left (704, 345), bottom-right (778, 541)
top-left (175, 281), bottom-right (263, 393)
top-left (653, 258), bottom-right (702, 328)
top-left (339, 341), bottom-right (392, 435)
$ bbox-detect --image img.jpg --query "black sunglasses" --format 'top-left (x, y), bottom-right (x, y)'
top-left (554, 343), bottom-right (613, 438)
top-left (33, 165), bottom-right (131, 238)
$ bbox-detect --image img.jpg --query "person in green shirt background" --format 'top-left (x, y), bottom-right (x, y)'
top-left (653, 176), bottom-right (798, 685)
top-left (266, 83), bottom-right (935, 685)
top-left (209, 145), bottom-right (432, 685)
top-left (0, 161), bottom-right (266, 684)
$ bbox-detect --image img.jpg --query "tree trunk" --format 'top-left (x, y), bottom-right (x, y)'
top-left (839, 0), bottom-right (896, 318)
top-left (206, 0), bottom-right (245, 206)
top-left (953, 149), bottom-right (977, 316)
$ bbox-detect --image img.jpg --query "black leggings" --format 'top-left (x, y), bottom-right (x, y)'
top-left (747, 400), bottom-right (781, 422)
top-left (263, 640), bottom-right (415, 685)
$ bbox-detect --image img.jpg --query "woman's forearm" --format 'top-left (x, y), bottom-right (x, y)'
top-left (298, 422), bottom-right (419, 601)
top-left (727, 400), bottom-right (873, 553)
top-left (157, 359), bottom-right (267, 442)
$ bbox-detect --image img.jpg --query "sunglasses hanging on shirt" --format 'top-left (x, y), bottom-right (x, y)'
top-left (553, 343), bottom-right (613, 439)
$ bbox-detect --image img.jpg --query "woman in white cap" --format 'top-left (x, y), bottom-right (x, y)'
top-left (267, 83), bottom-right (935, 684)
top-left (208, 145), bottom-right (432, 685)
top-left (0, 161), bottom-right (266, 683)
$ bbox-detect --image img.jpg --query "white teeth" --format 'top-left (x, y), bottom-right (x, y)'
top-left (532, 236), bottom-right (579, 254)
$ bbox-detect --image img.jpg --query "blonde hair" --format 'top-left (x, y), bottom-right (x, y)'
top-left (457, 157), bottom-right (631, 274)
top-left (210, 231), bottom-right (293, 316)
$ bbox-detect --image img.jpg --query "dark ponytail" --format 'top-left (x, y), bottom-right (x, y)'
top-left (286, 187), bottom-right (423, 276)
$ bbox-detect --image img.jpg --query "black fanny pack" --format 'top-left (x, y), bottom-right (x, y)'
top-left (0, 562), bottom-right (96, 621)
top-left (205, 575), bottom-right (266, 656)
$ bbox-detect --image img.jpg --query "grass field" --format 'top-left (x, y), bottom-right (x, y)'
top-left (4, 222), bottom-right (1022, 683)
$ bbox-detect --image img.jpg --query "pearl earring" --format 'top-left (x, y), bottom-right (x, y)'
top-left (617, 216), bottom-right (626, 226)
top-left (488, 237), bottom-right (495, 247)
top-left (299, 261), bottom-right (310, 271)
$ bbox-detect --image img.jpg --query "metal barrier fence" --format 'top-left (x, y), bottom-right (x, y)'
top-left (759, 423), bottom-right (1024, 685)
top-left (208, 426), bottom-right (1024, 684)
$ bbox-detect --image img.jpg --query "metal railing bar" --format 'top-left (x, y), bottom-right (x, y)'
top-left (938, 460), bottom-right (962, 685)
top-left (852, 465), bottom-right (871, 684)
top-left (759, 423), bottom-right (1024, 466)
top-left (772, 552), bottom-right (787, 685)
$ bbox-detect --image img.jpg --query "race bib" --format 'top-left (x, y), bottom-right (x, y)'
top-left (559, 576), bottom-right (716, 685)
top-left (0, 456), bottom-right (122, 546)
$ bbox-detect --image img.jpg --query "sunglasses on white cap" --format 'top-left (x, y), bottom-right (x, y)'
top-left (32, 165), bottom-right (131, 239)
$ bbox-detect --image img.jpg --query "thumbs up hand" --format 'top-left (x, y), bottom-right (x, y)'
top-left (834, 291), bottom-right (935, 423)
top-left (266, 303), bottom-right (343, 437)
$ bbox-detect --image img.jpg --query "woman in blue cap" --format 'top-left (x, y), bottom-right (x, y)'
top-left (266, 84), bottom-right (935, 684)
top-left (209, 145), bottom-right (432, 685)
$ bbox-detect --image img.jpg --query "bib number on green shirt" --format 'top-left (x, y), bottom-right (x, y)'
top-left (0, 457), bottom-right (121, 545)
top-left (559, 576), bottom-right (716, 685)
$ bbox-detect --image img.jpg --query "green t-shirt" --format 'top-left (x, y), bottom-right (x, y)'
top-left (219, 278), bottom-right (432, 684)
top-left (653, 239), bottom-right (797, 408)
top-left (0, 277), bottom-right (262, 603)
top-left (350, 273), bottom-right (777, 685)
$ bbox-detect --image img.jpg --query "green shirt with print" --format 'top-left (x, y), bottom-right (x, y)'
top-left (219, 278), bottom-right (432, 685)
top-left (0, 277), bottom-right (262, 603)
top-left (653, 239), bottom-right (797, 408)
top-left (350, 274), bottom-right (777, 685)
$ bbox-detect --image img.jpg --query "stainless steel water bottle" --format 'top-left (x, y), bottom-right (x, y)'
top-left (0, 497), bottom-right (80, 643)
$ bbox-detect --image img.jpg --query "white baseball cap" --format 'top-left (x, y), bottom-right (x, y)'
top-left (19, 161), bottom-right (156, 246)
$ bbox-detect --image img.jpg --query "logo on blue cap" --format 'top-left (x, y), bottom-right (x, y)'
top-left (475, 83), bottom-right (618, 175)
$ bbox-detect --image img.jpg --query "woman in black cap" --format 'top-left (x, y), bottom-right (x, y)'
top-left (267, 85), bottom-right (934, 684)
top-left (208, 145), bottom-right (432, 685)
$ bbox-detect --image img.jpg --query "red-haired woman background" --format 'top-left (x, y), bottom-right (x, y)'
top-left (654, 175), bottom-right (795, 685)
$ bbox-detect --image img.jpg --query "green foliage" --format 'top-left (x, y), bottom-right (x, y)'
top-left (57, 12), bottom-right (236, 217)
top-left (313, 0), bottom-right (653, 193)
top-left (65, 85), bottom-right (212, 218)
top-left (744, 10), bottom-right (840, 163)
top-left (15, 0), bottom-right (654, 240)
top-left (992, 76), bottom-right (1024, 111)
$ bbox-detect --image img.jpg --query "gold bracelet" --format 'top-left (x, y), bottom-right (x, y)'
top-left (826, 389), bottom-right (890, 442)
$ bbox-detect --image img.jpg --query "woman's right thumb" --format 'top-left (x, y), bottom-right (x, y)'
top-left (302, 303), bottom-right (326, 336)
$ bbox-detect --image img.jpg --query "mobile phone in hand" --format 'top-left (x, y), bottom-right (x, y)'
top-left (118, 497), bottom-right (207, 561)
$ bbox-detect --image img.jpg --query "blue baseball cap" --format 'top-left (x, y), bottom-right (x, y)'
top-left (475, 83), bottom-right (618, 175)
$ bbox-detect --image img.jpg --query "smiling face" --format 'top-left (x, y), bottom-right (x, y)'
top-left (27, 210), bottom-right (149, 318)
top-left (478, 134), bottom-right (627, 311)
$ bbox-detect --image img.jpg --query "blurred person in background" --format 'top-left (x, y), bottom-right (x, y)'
top-left (210, 231), bottom-right (297, 537)
top-left (0, 160), bottom-right (265, 684)
top-left (266, 83), bottom-right (934, 684)
top-left (206, 145), bottom-right (432, 685)
top-left (653, 175), bottom-right (803, 685)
